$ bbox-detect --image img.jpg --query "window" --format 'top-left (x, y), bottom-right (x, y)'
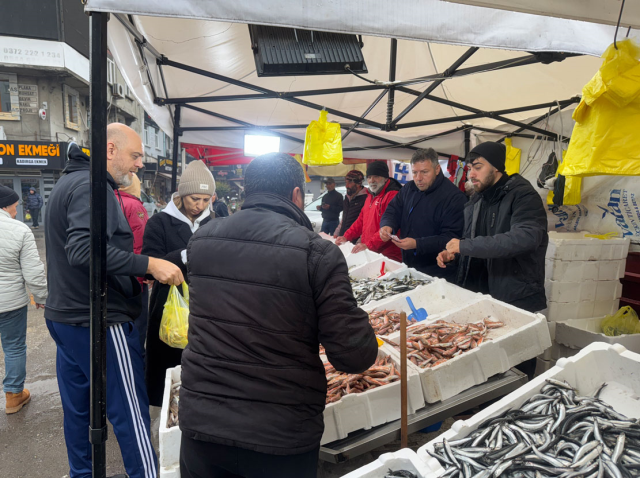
top-left (154, 129), bottom-right (160, 149)
top-left (0, 73), bottom-right (20, 121)
top-left (125, 84), bottom-right (134, 100)
top-left (143, 127), bottom-right (149, 146)
top-left (63, 85), bottom-right (80, 131)
top-left (107, 59), bottom-right (116, 85)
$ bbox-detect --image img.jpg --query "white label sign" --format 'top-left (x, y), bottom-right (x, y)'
top-left (18, 84), bottom-right (38, 114)
top-left (16, 158), bottom-right (48, 166)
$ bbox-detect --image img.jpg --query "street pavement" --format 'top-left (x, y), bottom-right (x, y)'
top-left (0, 229), bottom-right (442, 477)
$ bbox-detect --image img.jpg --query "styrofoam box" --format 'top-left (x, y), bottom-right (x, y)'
top-left (346, 250), bottom-right (383, 271)
top-left (545, 279), bottom-right (622, 303)
top-left (319, 232), bottom-right (336, 242)
top-left (545, 298), bottom-right (620, 321)
top-left (538, 341), bottom-right (578, 361)
top-left (342, 448), bottom-right (431, 478)
top-left (321, 344), bottom-right (425, 445)
top-left (337, 242), bottom-right (355, 258)
top-left (545, 258), bottom-right (626, 282)
top-left (384, 267), bottom-right (435, 283)
top-left (546, 231), bottom-right (630, 261)
top-left (534, 357), bottom-right (556, 377)
top-left (361, 278), bottom-right (482, 324)
top-left (159, 366), bottom-right (181, 478)
top-left (349, 257), bottom-right (407, 280)
top-left (386, 298), bottom-right (551, 403)
top-left (556, 316), bottom-right (640, 354)
top-left (417, 343), bottom-right (640, 472)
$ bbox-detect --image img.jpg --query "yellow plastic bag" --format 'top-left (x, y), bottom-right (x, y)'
top-left (504, 138), bottom-right (521, 176)
top-left (562, 39), bottom-right (640, 177)
top-left (159, 283), bottom-right (189, 349)
top-left (302, 110), bottom-right (343, 166)
top-left (25, 212), bottom-right (32, 221)
top-left (601, 306), bottom-right (640, 336)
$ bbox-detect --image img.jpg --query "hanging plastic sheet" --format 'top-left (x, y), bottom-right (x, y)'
top-left (302, 110), bottom-right (343, 166)
top-left (562, 39), bottom-right (640, 177)
top-left (504, 138), bottom-right (521, 176)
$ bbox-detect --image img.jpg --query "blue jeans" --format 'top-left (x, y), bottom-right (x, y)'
top-left (321, 219), bottom-right (339, 235)
top-left (0, 306), bottom-right (28, 394)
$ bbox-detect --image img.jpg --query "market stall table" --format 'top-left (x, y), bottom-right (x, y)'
top-left (319, 367), bottom-right (527, 463)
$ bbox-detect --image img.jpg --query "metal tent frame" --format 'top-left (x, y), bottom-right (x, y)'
top-left (88, 12), bottom-right (580, 477)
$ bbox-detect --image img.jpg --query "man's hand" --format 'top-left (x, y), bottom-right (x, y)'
top-left (393, 237), bottom-right (417, 250)
top-left (437, 250), bottom-right (455, 268)
top-left (35, 303), bottom-right (45, 309)
top-left (147, 257), bottom-right (184, 286)
top-left (379, 226), bottom-right (392, 242)
top-left (351, 243), bottom-right (368, 254)
top-left (335, 236), bottom-right (347, 246)
top-left (322, 203), bottom-right (330, 210)
top-left (316, 205), bottom-right (321, 211)
top-left (446, 238), bottom-right (461, 255)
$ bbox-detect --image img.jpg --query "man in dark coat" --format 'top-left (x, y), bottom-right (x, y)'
top-left (25, 187), bottom-right (43, 228)
top-left (211, 192), bottom-right (229, 218)
top-left (335, 170), bottom-right (367, 241)
top-left (437, 141), bottom-right (548, 378)
top-left (317, 177), bottom-right (343, 234)
top-left (179, 152), bottom-right (378, 478)
top-left (380, 148), bottom-right (466, 280)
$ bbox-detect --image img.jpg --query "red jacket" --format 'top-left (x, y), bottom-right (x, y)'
top-left (116, 190), bottom-right (149, 283)
top-left (344, 179), bottom-right (403, 262)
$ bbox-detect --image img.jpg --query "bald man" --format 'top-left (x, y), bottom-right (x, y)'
top-left (45, 124), bottom-right (181, 478)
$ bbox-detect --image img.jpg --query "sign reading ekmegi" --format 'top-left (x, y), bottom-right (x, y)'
top-left (0, 141), bottom-right (65, 169)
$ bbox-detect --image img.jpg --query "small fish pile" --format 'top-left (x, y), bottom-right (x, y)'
top-left (351, 275), bottom-right (431, 305)
top-left (168, 382), bottom-right (180, 428)
top-left (385, 470), bottom-right (418, 478)
top-left (429, 379), bottom-right (640, 478)
top-left (370, 309), bottom-right (418, 336)
top-left (381, 318), bottom-right (504, 369)
top-left (325, 355), bottom-right (400, 404)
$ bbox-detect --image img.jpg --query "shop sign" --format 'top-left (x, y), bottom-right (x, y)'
top-left (18, 85), bottom-right (39, 114)
top-left (0, 140), bottom-right (65, 170)
top-left (158, 155), bottom-right (181, 175)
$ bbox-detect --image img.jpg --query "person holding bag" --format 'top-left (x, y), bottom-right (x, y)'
top-left (142, 160), bottom-right (215, 407)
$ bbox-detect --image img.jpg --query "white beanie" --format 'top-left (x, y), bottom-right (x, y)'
top-left (178, 160), bottom-right (216, 197)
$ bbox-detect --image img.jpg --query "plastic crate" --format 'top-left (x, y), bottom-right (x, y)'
top-left (555, 315), bottom-right (640, 354)
top-left (546, 231), bottom-right (630, 261)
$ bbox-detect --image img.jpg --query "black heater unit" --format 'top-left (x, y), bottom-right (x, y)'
top-left (248, 25), bottom-right (367, 77)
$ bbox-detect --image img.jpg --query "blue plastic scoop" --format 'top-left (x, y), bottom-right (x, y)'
top-left (406, 296), bottom-right (428, 322)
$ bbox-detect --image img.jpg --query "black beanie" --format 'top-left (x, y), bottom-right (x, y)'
top-left (0, 185), bottom-right (19, 209)
top-left (468, 142), bottom-right (506, 173)
top-left (366, 161), bottom-right (389, 178)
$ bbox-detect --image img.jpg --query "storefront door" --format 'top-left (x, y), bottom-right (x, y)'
top-left (0, 176), bottom-right (44, 224)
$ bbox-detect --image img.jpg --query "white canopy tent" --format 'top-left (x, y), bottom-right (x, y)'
top-left (88, 0), bottom-right (639, 162)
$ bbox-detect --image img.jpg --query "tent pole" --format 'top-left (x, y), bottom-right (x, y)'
top-left (385, 38), bottom-right (398, 130)
top-left (464, 129), bottom-right (471, 157)
top-left (171, 106), bottom-right (181, 193)
top-left (342, 90), bottom-right (388, 141)
top-left (89, 11), bottom-right (109, 478)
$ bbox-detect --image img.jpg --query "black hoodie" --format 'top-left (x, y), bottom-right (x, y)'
top-left (44, 144), bottom-right (149, 325)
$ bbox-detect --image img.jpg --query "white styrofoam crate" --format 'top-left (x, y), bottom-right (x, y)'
top-left (337, 242), bottom-right (355, 258)
top-left (538, 341), bottom-right (578, 361)
top-left (544, 279), bottom-right (622, 303)
top-left (361, 278), bottom-right (482, 324)
top-left (384, 267), bottom-right (435, 283)
top-left (319, 232), bottom-right (336, 242)
top-left (545, 258), bottom-right (626, 282)
top-left (322, 344), bottom-right (425, 445)
top-left (417, 343), bottom-right (640, 472)
top-left (346, 250), bottom-right (383, 271)
top-left (555, 316), bottom-right (640, 354)
top-left (349, 257), bottom-right (407, 280)
top-left (159, 366), bottom-right (181, 477)
top-left (545, 298), bottom-right (621, 321)
top-left (534, 357), bottom-right (556, 377)
top-left (342, 448), bottom-right (431, 478)
top-left (386, 298), bottom-right (551, 403)
top-left (546, 231), bottom-right (630, 261)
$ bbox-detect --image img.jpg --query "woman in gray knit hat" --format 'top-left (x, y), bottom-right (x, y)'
top-left (141, 160), bottom-right (216, 406)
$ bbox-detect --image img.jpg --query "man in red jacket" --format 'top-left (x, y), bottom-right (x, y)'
top-left (336, 161), bottom-right (402, 262)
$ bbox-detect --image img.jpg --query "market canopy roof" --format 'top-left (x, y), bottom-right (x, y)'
top-left (87, 0), bottom-right (638, 160)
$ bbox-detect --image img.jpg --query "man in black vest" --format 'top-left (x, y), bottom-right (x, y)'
top-left (179, 152), bottom-right (378, 478)
top-left (334, 170), bottom-right (367, 240)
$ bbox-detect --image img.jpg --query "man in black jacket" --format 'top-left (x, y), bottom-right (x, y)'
top-left (317, 176), bottom-right (343, 234)
top-left (179, 152), bottom-right (378, 478)
top-left (335, 170), bottom-right (367, 240)
top-left (45, 124), bottom-right (183, 478)
top-left (380, 148), bottom-right (466, 280)
top-left (437, 141), bottom-right (548, 378)
top-left (211, 192), bottom-right (229, 218)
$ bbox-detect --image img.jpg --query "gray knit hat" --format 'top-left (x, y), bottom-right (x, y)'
top-left (178, 160), bottom-right (216, 197)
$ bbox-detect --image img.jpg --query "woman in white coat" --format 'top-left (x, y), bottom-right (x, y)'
top-left (0, 185), bottom-right (48, 414)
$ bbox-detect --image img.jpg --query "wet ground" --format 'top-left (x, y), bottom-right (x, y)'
top-left (0, 229), bottom-right (442, 477)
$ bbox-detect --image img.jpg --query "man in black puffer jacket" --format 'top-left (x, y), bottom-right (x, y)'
top-left (179, 153), bottom-right (378, 478)
top-left (335, 169), bottom-right (367, 241)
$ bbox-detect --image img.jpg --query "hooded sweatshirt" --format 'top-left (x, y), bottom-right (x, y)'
top-left (44, 144), bottom-right (148, 325)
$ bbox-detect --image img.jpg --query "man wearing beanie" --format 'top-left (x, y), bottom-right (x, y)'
top-left (336, 161), bottom-right (402, 262)
top-left (45, 123), bottom-right (183, 478)
top-left (335, 170), bottom-right (367, 239)
top-left (317, 177), bottom-right (343, 234)
top-left (0, 185), bottom-right (47, 415)
top-left (142, 158), bottom-right (216, 407)
top-left (437, 141), bottom-right (548, 378)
